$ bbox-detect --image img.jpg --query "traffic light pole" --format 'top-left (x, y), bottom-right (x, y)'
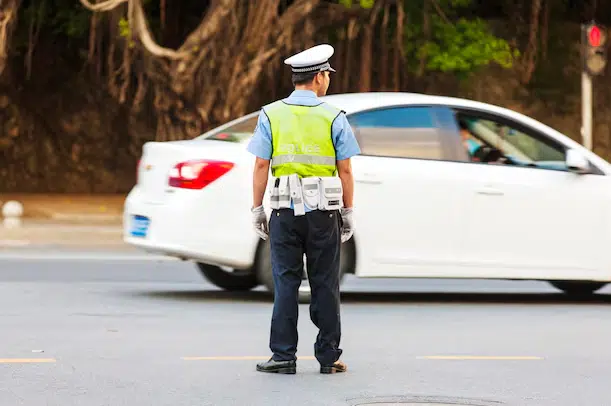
top-left (581, 71), bottom-right (593, 150)
top-left (580, 22), bottom-right (607, 151)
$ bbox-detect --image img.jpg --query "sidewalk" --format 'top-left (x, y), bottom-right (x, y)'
top-left (0, 220), bottom-right (126, 249)
top-left (0, 194), bottom-right (126, 249)
top-left (0, 194), bottom-right (125, 222)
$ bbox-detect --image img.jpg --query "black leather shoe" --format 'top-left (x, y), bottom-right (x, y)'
top-left (320, 360), bottom-right (347, 374)
top-left (256, 358), bottom-right (296, 374)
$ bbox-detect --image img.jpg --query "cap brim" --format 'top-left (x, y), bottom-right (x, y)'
top-left (326, 66), bottom-right (336, 73)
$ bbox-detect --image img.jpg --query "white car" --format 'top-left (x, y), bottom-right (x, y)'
top-left (123, 92), bottom-right (611, 296)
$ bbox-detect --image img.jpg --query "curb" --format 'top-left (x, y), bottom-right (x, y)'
top-left (0, 241), bottom-right (132, 249)
top-left (0, 241), bottom-right (142, 252)
top-left (0, 239), bottom-right (31, 247)
top-left (0, 250), bottom-right (181, 261)
top-left (49, 213), bottom-right (122, 222)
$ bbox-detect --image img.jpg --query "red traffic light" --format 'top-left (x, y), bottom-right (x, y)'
top-left (588, 25), bottom-right (602, 47)
top-left (583, 23), bottom-right (607, 75)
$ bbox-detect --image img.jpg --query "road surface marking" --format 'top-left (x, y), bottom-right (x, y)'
top-left (182, 355), bottom-right (542, 361)
top-left (418, 355), bottom-right (543, 360)
top-left (0, 358), bottom-right (56, 363)
top-left (182, 356), bottom-right (316, 361)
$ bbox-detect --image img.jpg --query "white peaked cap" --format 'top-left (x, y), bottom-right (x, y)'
top-left (284, 44), bottom-right (336, 73)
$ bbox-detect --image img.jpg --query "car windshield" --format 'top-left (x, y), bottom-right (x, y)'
top-left (462, 118), bottom-right (565, 165)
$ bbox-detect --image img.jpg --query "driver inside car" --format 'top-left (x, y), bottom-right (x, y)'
top-left (459, 119), bottom-right (482, 161)
top-left (458, 119), bottom-right (508, 165)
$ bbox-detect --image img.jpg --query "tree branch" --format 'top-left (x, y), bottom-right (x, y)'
top-left (316, 1), bottom-right (369, 20)
top-left (129, 0), bottom-right (186, 59)
top-left (79, 0), bottom-right (128, 12)
top-left (277, 0), bottom-right (320, 28)
top-left (430, 0), bottom-right (452, 25)
top-left (80, 0), bottom-right (186, 59)
top-left (0, 0), bottom-right (21, 78)
top-left (178, 0), bottom-right (237, 55)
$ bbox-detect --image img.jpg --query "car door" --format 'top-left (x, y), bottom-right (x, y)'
top-left (453, 109), bottom-right (610, 279)
top-left (346, 105), bottom-right (475, 278)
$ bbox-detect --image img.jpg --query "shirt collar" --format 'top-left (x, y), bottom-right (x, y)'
top-left (289, 89), bottom-right (318, 98)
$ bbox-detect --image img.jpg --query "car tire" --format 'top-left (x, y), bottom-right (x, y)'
top-left (196, 262), bottom-right (259, 291)
top-left (255, 238), bottom-right (355, 297)
top-left (549, 280), bottom-right (607, 295)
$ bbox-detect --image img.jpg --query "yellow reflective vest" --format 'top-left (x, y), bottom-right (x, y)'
top-left (264, 100), bottom-right (342, 178)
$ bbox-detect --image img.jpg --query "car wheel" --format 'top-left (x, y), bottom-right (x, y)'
top-left (255, 239), bottom-right (355, 297)
top-left (196, 262), bottom-right (259, 291)
top-left (549, 281), bottom-right (607, 295)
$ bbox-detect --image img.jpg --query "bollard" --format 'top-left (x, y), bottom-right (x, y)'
top-left (2, 200), bottom-right (24, 229)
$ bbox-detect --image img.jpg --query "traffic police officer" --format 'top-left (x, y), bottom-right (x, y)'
top-left (247, 44), bottom-right (360, 375)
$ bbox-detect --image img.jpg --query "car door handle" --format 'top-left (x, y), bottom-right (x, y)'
top-left (475, 187), bottom-right (504, 196)
top-left (355, 173), bottom-right (382, 185)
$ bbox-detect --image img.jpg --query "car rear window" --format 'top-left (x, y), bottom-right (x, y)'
top-left (201, 114), bottom-right (259, 142)
top-left (206, 132), bottom-right (253, 143)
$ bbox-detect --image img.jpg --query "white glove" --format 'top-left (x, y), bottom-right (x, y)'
top-left (251, 205), bottom-right (268, 240)
top-left (340, 207), bottom-right (354, 243)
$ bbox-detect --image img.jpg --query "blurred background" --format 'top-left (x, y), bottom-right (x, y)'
top-left (0, 0), bottom-right (609, 195)
top-left (2, 3), bottom-right (611, 405)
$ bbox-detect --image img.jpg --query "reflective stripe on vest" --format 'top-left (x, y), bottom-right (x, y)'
top-left (271, 154), bottom-right (336, 166)
top-left (265, 101), bottom-right (341, 178)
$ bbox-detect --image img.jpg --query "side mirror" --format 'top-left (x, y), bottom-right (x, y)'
top-left (566, 149), bottom-right (590, 173)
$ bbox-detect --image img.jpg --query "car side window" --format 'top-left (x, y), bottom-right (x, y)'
top-left (455, 112), bottom-right (568, 171)
top-left (346, 106), bottom-right (469, 162)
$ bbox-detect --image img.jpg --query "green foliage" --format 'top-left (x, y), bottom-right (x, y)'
top-left (51, 4), bottom-right (90, 38)
top-left (338, 0), bottom-right (375, 9)
top-left (446, 0), bottom-right (472, 7)
top-left (403, 0), bottom-right (517, 76)
top-left (23, 0), bottom-right (47, 23)
top-left (17, 0), bottom-right (91, 42)
top-left (421, 17), bottom-right (519, 73)
top-left (119, 17), bottom-right (130, 38)
top-left (118, 17), bottom-right (137, 48)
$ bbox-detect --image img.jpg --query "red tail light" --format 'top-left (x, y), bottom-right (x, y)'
top-left (168, 159), bottom-right (234, 189)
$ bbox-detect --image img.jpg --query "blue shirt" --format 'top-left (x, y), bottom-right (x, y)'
top-left (466, 139), bottom-right (480, 155)
top-left (247, 90), bottom-right (361, 211)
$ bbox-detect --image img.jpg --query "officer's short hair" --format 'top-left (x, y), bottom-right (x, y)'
top-left (291, 71), bottom-right (319, 86)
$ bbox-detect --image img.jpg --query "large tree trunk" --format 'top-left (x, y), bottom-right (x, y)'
top-left (358, 0), bottom-right (383, 92)
top-left (519, 0), bottom-right (542, 85)
top-left (0, 0), bottom-right (21, 79)
top-left (540, 0), bottom-right (549, 62)
top-left (392, 0), bottom-right (406, 91)
top-left (379, 1), bottom-right (390, 91)
top-left (82, 0), bottom-right (364, 141)
top-left (342, 18), bottom-right (359, 93)
top-left (417, 0), bottom-right (430, 78)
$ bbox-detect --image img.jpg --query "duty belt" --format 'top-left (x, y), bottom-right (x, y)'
top-left (268, 175), bottom-right (343, 215)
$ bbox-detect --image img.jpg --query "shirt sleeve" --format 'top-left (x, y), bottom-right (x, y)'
top-left (246, 110), bottom-right (273, 160)
top-left (332, 112), bottom-right (361, 161)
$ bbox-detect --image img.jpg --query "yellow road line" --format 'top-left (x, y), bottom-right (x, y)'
top-left (418, 355), bottom-right (543, 360)
top-left (0, 358), bottom-right (56, 363)
top-left (182, 356), bottom-right (316, 361)
top-left (182, 355), bottom-right (543, 361)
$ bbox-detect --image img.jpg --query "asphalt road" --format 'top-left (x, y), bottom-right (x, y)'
top-left (2, 250), bottom-right (611, 406)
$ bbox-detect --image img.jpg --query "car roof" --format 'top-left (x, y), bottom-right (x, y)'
top-left (318, 92), bottom-right (611, 171)
top-left (321, 92), bottom-right (531, 122)
top-left (320, 92), bottom-right (582, 147)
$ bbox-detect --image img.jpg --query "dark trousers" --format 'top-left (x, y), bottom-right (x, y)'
top-left (268, 208), bottom-right (342, 366)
